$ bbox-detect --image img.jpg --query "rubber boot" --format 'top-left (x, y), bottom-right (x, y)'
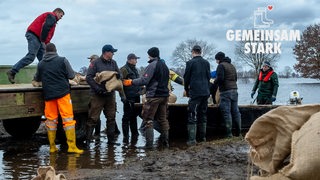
top-left (47, 130), bottom-right (58, 153)
top-left (65, 128), bottom-right (84, 154)
top-left (145, 126), bottom-right (154, 149)
top-left (130, 119), bottom-right (139, 138)
top-left (187, 124), bottom-right (197, 146)
top-left (86, 125), bottom-right (95, 148)
top-left (107, 121), bottom-right (119, 145)
top-left (122, 122), bottom-right (129, 143)
top-left (198, 123), bottom-right (207, 142)
top-left (114, 122), bottom-right (121, 136)
top-left (225, 119), bottom-right (233, 138)
top-left (94, 119), bottom-right (101, 137)
top-left (161, 130), bottom-right (169, 148)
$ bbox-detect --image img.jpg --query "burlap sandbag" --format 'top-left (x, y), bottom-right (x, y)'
top-left (279, 111), bottom-right (320, 179)
top-left (245, 104), bottom-right (320, 174)
top-left (94, 71), bottom-right (125, 98)
top-left (142, 92), bottom-right (177, 104)
top-left (32, 166), bottom-right (66, 180)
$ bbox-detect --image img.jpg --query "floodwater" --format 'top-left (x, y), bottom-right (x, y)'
top-left (0, 78), bottom-right (319, 179)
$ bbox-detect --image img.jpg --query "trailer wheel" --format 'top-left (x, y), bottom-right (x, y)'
top-left (3, 117), bottom-right (41, 138)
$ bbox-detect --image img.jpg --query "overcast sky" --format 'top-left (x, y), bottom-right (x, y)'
top-left (0, 0), bottom-right (319, 72)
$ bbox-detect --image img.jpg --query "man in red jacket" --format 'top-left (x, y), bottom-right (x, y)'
top-left (7, 8), bottom-right (64, 84)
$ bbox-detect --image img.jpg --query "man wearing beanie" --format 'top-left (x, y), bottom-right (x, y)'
top-left (251, 61), bottom-right (279, 105)
top-left (123, 47), bottom-right (170, 149)
top-left (214, 51), bottom-right (241, 138)
top-left (184, 45), bottom-right (211, 146)
top-left (86, 44), bottom-right (122, 146)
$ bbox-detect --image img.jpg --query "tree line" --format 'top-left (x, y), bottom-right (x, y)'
top-left (79, 23), bottom-right (319, 80)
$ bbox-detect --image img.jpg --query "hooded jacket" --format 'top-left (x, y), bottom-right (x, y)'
top-left (132, 58), bottom-right (169, 98)
top-left (34, 52), bottom-right (75, 100)
top-left (214, 57), bottom-right (238, 92)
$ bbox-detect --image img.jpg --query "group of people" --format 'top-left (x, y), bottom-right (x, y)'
top-left (7, 8), bottom-right (279, 153)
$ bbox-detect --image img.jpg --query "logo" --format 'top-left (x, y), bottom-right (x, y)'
top-left (225, 5), bottom-right (301, 54)
top-left (254, 6), bottom-right (273, 28)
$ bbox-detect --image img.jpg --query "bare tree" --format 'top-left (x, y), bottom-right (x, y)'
top-left (171, 39), bottom-right (216, 69)
top-left (282, 66), bottom-right (293, 78)
top-left (293, 23), bottom-right (320, 80)
top-left (235, 33), bottom-right (280, 77)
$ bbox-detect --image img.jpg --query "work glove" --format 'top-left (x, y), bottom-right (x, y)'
top-left (271, 95), bottom-right (276, 102)
top-left (95, 87), bottom-right (107, 95)
top-left (123, 79), bottom-right (133, 86)
top-left (115, 73), bottom-right (121, 79)
top-left (251, 91), bottom-right (255, 99)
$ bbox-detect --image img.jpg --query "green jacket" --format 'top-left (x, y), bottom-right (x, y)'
top-left (252, 68), bottom-right (279, 98)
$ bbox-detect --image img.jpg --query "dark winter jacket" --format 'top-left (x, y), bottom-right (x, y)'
top-left (120, 62), bottom-right (141, 99)
top-left (184, 56), bottom-right (211, 97)
top-left (132, 58), bottom-right (169, 98)
top-left (214, 57), bottom-right (238, 92)
top-left (27, 12), bottom-right (58, 44)
top-left (34, 52), bottom-right (74, 100)
top-left (252, 68), bottom-right (279, 98)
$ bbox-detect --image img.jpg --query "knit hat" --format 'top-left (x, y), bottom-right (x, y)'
top-left (263, 61), bottom-right (271, 67)
top-left (147, 47), bottom-right (160, 58)
top-left (215, 51), bottom-right (225, 60)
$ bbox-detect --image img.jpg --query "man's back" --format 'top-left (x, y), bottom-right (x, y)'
top-left (184, 56), bottom-right (210, 97)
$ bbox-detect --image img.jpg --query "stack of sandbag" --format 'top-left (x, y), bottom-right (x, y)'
top-left (142, 92), bottom-right (177, 104)
top-left (94, 70), bottom-right (125, 98)
top-left (246, 104), bottom-right (320, 180)
top-left (32, 166), bottom-right (66, 180)
top-left (32, 73), bottom-right (87, 87)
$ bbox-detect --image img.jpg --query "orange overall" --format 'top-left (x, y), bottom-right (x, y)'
top-left (44, 93), bottom-right (76, 130)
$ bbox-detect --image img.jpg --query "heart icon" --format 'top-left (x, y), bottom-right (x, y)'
top-left (267, 5), bottom-right (273, 10)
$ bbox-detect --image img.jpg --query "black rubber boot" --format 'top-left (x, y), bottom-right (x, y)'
top-left (198, 123), bottom-right (207, 142)
top-left (122, 122), bottom-right (129, 143)
top-left (161, 130), bottom-right (169, 148)
top-left (94, 119), bottom-right (101, 137)
top-left (130, 119), bottom-right (139, 138)
top-left (85, 125), bottom-right (95, 148)
top-left (145, 126), bottom-right (154, 149)
top-left (187, 124), bottom-right (197, 146)
top-left (107, 122), bottom-right (120, 145)
top-left (114, 122), bottom-right (121, 136)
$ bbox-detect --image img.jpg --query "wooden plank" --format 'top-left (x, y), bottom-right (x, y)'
top-left (0, 86), bottom-right (90, 120)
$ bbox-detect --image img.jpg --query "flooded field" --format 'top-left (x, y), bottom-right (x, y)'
top-left (0, 78), bottom-right (319, 179)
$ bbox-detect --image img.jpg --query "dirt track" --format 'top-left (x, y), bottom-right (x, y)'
top-left (62, 137), bottom-right (254, 180)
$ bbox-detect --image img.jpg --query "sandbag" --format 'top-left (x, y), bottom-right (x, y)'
top-left (94, 70), bottom-right (125, 98)
top-left (32, 166), bottom-right (66, 180)
top-left (245, 104), bottom-right (320, 174)
top-left (142, 92), bottom-right (177, 104)
top-left (280, 111), bottom-right (320, 179)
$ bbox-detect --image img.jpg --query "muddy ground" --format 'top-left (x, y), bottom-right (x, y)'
top-left (61, 137), bottom-right (255, 180)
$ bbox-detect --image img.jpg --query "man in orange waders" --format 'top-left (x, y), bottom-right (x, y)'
top-left (34, 43), bottom-right (83, 154)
